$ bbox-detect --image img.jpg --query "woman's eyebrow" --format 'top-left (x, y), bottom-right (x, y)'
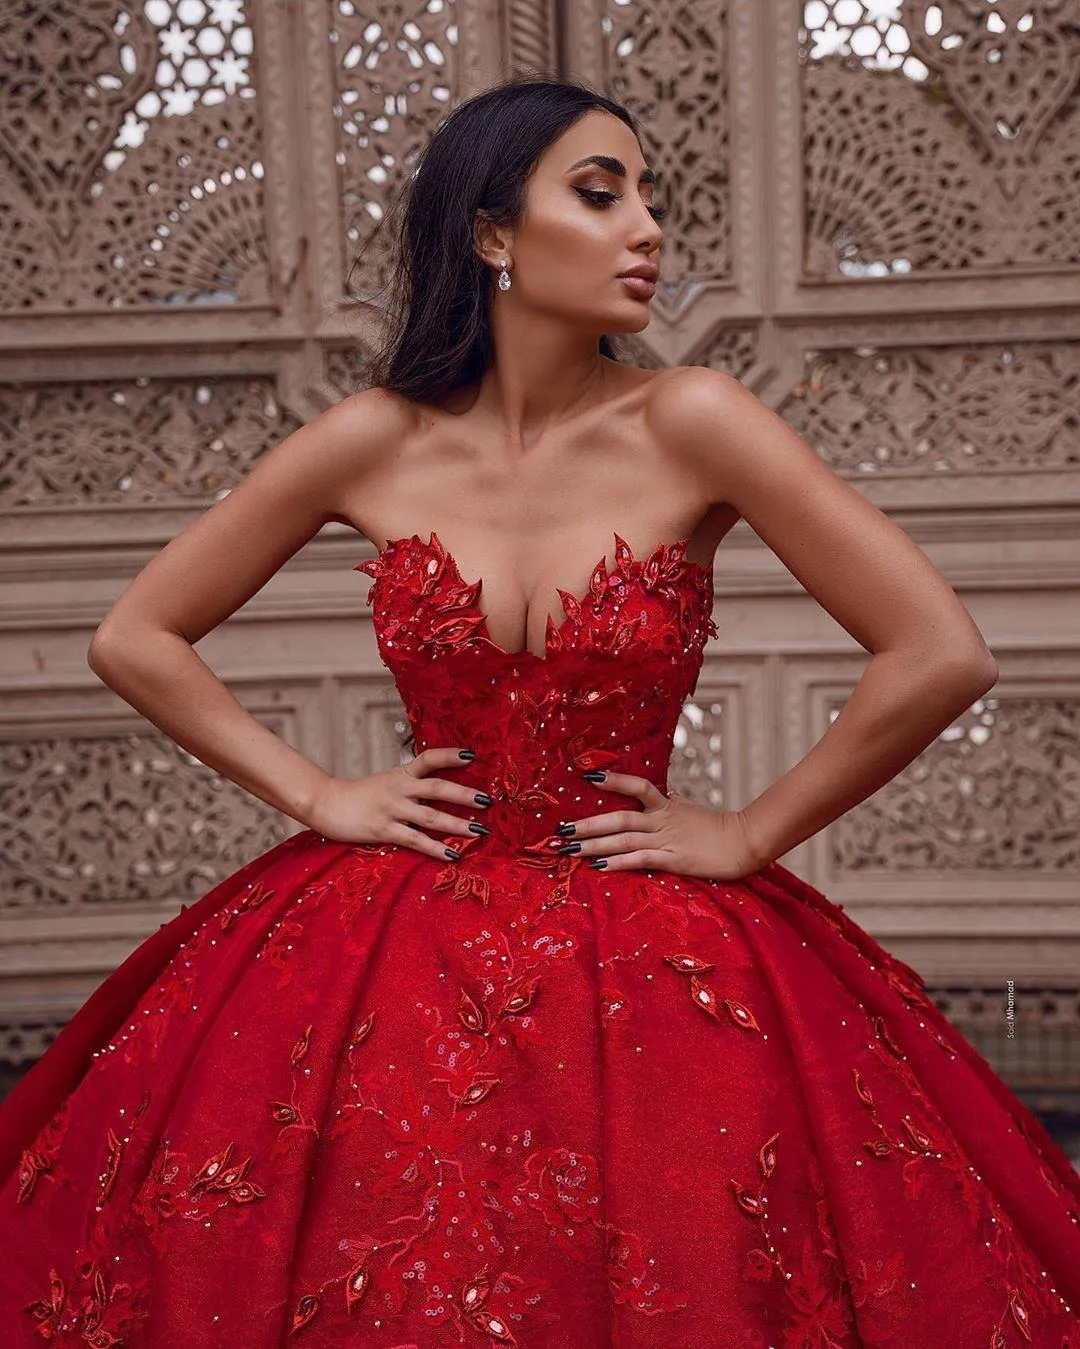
top-left (565, 154), bottom-right (656, 186)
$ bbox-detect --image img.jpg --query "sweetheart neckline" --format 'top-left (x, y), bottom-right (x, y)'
top-left (357, 528), bottom-right (715, 663)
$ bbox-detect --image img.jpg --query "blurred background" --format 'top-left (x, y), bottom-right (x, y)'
top-left (0, 0), bottom-right (1077, 1163)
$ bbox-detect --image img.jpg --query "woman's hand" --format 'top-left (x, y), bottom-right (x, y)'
top-left (305, 747), bottom-right (491, 861)
top-left (550, 770), bottom-right (766, 880)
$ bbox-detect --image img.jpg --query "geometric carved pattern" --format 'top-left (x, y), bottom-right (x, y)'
top-left (0, 0), bottom-right (267, 308)
top-left (600, 0), bottom-right (732, 306)
top-left (802, 4), bottom-right (1080, 275)
top-left (778, 342), bottom-right (1080, 475)
top-left (669, 695), bottom-right (725, 810)
top-left (330, 0), bottom-right (461, 300)
top-left (0, 376), bottom-right (301, 506)
top-left (830, 696), bottom-right (1080, 872)
top-left (0, 731), bottom-right (290, 911)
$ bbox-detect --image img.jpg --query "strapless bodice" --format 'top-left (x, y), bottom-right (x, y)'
top-left (356, 530), bottom-right (718, 857)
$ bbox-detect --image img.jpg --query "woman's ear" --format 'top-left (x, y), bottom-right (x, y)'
top-left (472, 210), bottom-right (510, 268)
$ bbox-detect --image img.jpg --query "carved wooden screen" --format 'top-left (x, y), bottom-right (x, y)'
top-left (1, 0), bottom-right (1077, 1123)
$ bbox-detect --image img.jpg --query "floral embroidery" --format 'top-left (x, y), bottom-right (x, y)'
top-left (130, 1139), bottom-right (266, 1253)
top-left (24, 1259), bottom-right (151, 1345)
top-left (218, 880), bottom-right (276, 932)
top-left (16, 1101), bottom-right (71, 1205)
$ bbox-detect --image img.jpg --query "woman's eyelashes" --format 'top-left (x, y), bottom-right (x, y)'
top-left (573, 185), bottom-right (668, 223)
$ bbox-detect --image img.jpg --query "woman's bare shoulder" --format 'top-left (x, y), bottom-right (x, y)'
top-left (314, 385), bottom-right (420, 465)
top-left (639, 363), bottom-right (746, 473)
top-left (643, 362), bottom-right (742, 416)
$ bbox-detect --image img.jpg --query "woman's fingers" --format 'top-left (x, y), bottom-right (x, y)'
top-left (554, 828), bottom-right (653, 858)
top-left (549, 772), bottom-right (667, 861)
top-left (385, 821), bottom-right (466, 861)
top-left (581, 848), bottom-right (666, 872)
top-left (405, 745), bottom-right (478, 777)
top-left (400, 800), bottom-right (488, 839)
top-left (578, 769), bottom-right (667, 810)
top-left (403, 773), bottom-right (492, 813)
top-left (556, 807), bottom-right (653, 839)
top-left (395, 746), bottom-right (490, 855)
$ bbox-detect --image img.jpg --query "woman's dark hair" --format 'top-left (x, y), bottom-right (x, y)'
top-left (351, 74), bottom-right (644, 406)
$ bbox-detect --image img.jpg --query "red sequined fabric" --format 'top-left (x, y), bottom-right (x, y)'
top-left (1, 528), bottom-right (1079, 1347)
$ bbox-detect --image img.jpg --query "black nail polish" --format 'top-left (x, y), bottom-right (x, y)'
top-left (458, 749), bottom-right (475, 761)
top-left (445, 846), bottom-right (461, 860)
top-left (555, 822), bottom-right (576, 837)
top-left (587, 858), bottom-right (608, 869)
top-left (474, 792), bottom-right (493, 807)
top-left (468, 822), bottom-right (489, 836)
top-left (582, 770), bottom-right (606, 783)
top-left (556, 841), bottom-right (581, 855)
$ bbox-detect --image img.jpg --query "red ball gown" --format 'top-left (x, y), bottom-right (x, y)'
top-left (1, 529), bottom-right (1078, 1347)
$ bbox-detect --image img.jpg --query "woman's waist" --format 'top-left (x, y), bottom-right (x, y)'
top-left (398, 715), bottom-right (676, 849)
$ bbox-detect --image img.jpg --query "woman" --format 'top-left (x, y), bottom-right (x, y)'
top-left (0, 75), bottom-right (1077, 1347)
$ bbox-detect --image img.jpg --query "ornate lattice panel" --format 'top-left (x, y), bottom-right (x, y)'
top-left (598, 0), bottom-right (734, 301)
top-left (778, 341), bottom-right (1080, 477)
top-left (0, 374), bottom-right (300, 508)
top-left (801, 1), bottom-right (1080, 277)
top-left (0, 730), bottom-right (290, 912)
top-left (831, 696), bottom-right (1080, 874)
top-left (330, 0), bottom-right (462, 302)
top-left (0, 0), bottom-right (269, 311)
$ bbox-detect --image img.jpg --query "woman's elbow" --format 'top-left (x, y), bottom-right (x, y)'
top-left (87, 618), bottom-right (133, 681)
top-left (949, 643), bottom-right (999, 698)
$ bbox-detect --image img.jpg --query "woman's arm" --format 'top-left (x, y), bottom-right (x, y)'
top-left (87, 387), bottom-right (404, 828)
top-left (654, 367), bottom-right (999, 868)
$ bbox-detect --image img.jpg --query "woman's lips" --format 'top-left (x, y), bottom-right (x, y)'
top-left (618, 275), bottom-right (656, 299)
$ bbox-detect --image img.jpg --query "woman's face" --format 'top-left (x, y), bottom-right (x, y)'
top-left (492, 109), bottom-right (666, 334)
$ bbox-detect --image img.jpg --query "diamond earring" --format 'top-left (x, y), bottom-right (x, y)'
top-left (497, 259), bottom-right (512, 291)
